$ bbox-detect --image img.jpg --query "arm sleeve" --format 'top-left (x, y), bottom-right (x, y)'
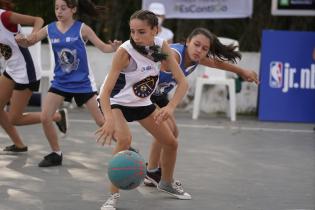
top-left (1, 11), bottom-right (18, 32)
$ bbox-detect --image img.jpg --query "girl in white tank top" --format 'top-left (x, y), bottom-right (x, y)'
top-left (0, 2), bottom-right (48, 152)
top-left (97, 10), bottom-right (191, 210)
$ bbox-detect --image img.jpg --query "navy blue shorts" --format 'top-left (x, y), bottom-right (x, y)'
top-left (49, 87), bottom-right (97, 107)
top-left (3, 71), bottom-right (40, 91)
top-left (150, 93), bottom-right (169, 108)
top-left (111, 104), bottom-right (156, 122)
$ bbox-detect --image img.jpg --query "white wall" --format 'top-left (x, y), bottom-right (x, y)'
top-left (41, 44), bottom-right (260, 114)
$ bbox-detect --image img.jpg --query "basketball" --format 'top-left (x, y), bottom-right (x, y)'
top-left (107, 150), bottom-right (146, 190)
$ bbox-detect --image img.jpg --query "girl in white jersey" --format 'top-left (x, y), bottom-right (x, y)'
top-left (16, 0), bottom-right (121, 167)
top-left (96, 10), bottom-right (190, 210)
top-left (0, 0), bottom-right (68, 153)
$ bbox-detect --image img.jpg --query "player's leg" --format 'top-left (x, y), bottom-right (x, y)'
top-left (0, 75), bottom-right (27, 151)
top-left (139, 110), bottom-right (191, 199)
top-left (145, 113), bottom-right (178, 186)
top-left (8, 88), bottom-right (40, 125)
top-left (101, 108), bottom-right (132, 210)
top-left (84, 94), bottom-right (105, 127)
top-left (9, 88), bottom-right (68, 133)
top-left (38, 92), bottom-right (64, 167)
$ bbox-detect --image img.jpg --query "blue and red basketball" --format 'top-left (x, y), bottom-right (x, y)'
top-left (107, 150), bottom-right (146, 190)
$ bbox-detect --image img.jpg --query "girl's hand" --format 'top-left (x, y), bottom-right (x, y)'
top-left (154, 105), bottom-right (175, 125)
top-left (26, 33), bottom-right (37, 45)
top-left (240, 69), bottom-right (259, 84)
top-left (109, 40), bottom-right (122, 52)
top-left (15, 33), bottom-right (29, 48)
top-left (95, 118), bottom-right (115, 146)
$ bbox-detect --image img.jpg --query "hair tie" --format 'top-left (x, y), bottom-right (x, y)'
top-left (130, 38), bottom-right (167, 62)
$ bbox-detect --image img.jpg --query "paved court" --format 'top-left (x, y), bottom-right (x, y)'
top-left (0, 107), bottom-right (314, 210)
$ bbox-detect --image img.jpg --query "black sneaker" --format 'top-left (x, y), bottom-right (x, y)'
top-left (3, 144), bottom-right (28, 152)
top-left (144, 167), bottom-right (161, 187)
top-left (55, 108), bottom-right (68, 134)
top-left (38, 152), bottom-right (62, 167)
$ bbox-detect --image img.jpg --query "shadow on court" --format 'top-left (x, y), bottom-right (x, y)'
top-left (0, 108), bottom-right (314, 210)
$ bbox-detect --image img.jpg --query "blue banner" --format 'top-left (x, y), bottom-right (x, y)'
top-left (258, 30), bottom-right (315, 123)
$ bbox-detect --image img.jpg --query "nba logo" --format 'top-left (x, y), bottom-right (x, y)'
top-left (269, 61), bottom-right (283, 88)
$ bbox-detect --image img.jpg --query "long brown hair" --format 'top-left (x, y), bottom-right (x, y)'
top-left (0, 0), bottom-right (14, 10)
top-left (187, 27), bottom-right (241, 63)
top-left (58, 0), bottom-right (105, 19)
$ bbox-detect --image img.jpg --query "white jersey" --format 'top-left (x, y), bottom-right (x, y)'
top-left (0, 9), bottom-right (41, 84)
top-left (101, 37), bottom-right (163, 107)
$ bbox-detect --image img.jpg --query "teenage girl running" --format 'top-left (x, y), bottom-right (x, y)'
top-left (16, 0), bottom-right (121, 167)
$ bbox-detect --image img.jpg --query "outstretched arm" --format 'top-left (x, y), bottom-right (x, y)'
top-left (15, 27), bottom-right (47, 48)
top-left (9, 12), bottom-right (44, 32)
top-left (82, 24), bottom-right (122, 53)
top-left (9, 12), bottom-right (46, 47)
top-left (95, 48), bottom-right (129, 145)
top-left (200, 57), bottom-right (259, 84)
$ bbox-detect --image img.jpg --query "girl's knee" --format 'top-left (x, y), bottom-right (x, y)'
top-left (8, 114), bottom-right (20, 125)
top-left (163, 137), bottom-right (178, 150)
top-left (41, 112), bottom-right (53, 124)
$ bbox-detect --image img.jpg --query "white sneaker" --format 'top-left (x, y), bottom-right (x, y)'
top-left (157, 180), bottom-right (192, 200)
top-left (100, 193), bottom-right (120, 210)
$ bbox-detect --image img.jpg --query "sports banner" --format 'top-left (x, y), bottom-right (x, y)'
top-left (258, 30), bottom-right (315, 123)
top-left (142, 0), bottom-right (253, 19)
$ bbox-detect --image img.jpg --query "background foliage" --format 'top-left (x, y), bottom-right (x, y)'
top-left (13, 0), bottom-right (315, 51)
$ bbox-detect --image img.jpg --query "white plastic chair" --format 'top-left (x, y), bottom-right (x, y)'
top-left (21, 27), bottom-right (53, 106)
top-left (192, 37), bottom-right (239, 121)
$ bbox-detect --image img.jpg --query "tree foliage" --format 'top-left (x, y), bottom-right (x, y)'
top-left (13, 0), bottom-right (315, 51)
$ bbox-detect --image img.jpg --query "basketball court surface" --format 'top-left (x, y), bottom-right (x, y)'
top-left (0, 107), bottom-right (314, 210)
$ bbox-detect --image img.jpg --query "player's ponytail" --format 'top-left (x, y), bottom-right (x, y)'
top-left (60, 0), bottom-right (105, 19)
top-left (130, 37), bottom-right (167, 62)
top-left (0, 0), bottom-right (14, 10)
top-left (187, 28), bottom-right (241, 63)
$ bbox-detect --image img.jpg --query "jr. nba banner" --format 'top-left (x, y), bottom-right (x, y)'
top-left (258, 30), bottom-right (315, 123)
top-left (142, 0), bottom-right (253, 19)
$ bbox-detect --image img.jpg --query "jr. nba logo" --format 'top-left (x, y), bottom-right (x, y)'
top-left (269, 61), bottom-right (283, 88)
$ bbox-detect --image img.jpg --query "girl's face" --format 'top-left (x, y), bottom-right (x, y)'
top-left (186, 34), bottom-right (210, 62)
top-left (130, 19), bottom-right (157, 46)
top-left (55, 0), bottom-right (76, 22)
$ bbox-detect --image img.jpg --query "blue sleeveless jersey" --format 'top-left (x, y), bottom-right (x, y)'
top-left (155, 43), bottom-right (198, 95)
top-left (48, 21), bottom-right (96, 93)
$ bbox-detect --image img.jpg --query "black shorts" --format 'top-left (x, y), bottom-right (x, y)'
top-left (112, 104), bottom-right (156, 122)
top-left (49, 87), bottom-right (97, 107)
top-left (150, 94), bottom-right (169, 108)
top-left (3, 71), bottom-right (40, 91)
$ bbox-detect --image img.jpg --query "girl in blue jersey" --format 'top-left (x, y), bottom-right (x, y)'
top-left (144, 27), bottom-right (259, 186)
top-left (96, 9), bottom-right (191, 210)
top-left (0, 0), bottom-right (67, 153)
top-left (16, 0), bottom-right (121, 167)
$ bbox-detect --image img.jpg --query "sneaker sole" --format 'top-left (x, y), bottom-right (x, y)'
top-left (157, 185), bottom-right (192, 200)
top-left (143, 178), bottom-right (156, 187)
top-left (101, 206), bottom-right (115, 210)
